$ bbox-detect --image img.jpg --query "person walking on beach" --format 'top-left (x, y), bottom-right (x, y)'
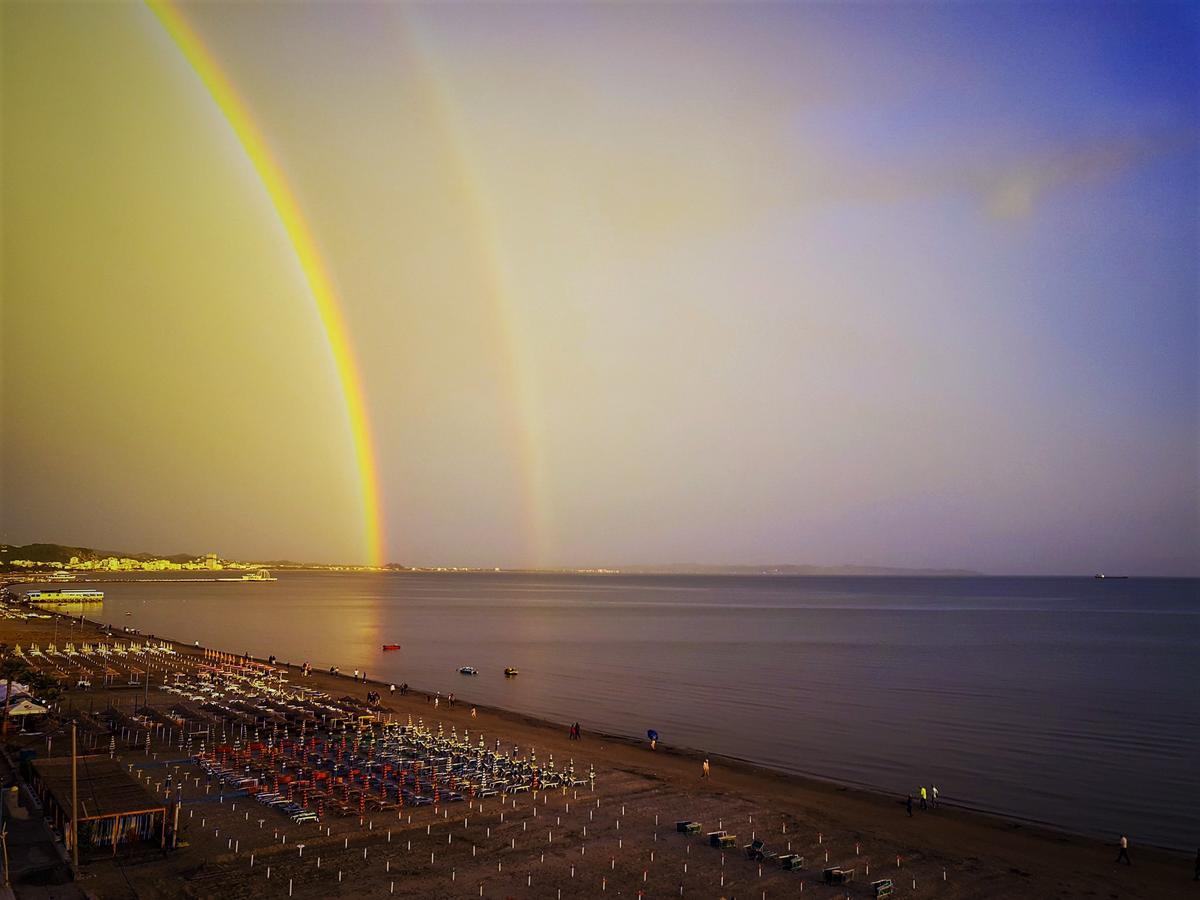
top-left (906, 795), bottom-right (913, 817)
top-left (919, 786), bottom-right (928, 810)
top-left (353, 669), bottom-right (359, 681)
top-left (931, 785), bottom-right (939, 808)
top-left (1115, 834), bottom-right (1131, 865)
top-left (471, 707), bottom-right (477, 719)
top-left (390, 683), bottom-right (395, 696)
top-left (702, 758), bottom-right (710, 779)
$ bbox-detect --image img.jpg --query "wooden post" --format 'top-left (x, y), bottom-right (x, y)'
top-left (70, 723), bottom-right (79, 870)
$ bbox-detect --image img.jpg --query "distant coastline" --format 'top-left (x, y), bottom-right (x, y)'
top-left (1, 542), bottom-right (985, 577)
top-left (608, 563), bottom-right (984, 576)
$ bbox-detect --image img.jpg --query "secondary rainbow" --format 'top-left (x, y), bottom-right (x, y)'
top-left (145, 0), bottom-right (385, 566)
top-left (397, 14), bottom-right (553, 565)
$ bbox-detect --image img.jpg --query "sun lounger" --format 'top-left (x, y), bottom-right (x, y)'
top-left (676, 821), bottom-right (702, 835)
top-left (778, 854), bottom-right (804, 871)
top-left (823, 867), bottom-right (855, 885)
top-left (745, 839), bottom-right (771, 860)
top-left (871, 879), bottom-right (894, 898)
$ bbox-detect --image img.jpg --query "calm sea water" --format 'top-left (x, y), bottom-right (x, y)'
top-left (66, 574), bottom-right (1198, 850)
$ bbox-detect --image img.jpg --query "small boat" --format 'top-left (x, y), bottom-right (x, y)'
top-left (1094, 574), bottom-right (1129, 579)
top-left (458, 666), bottom-right (478, 675)
top-left (382, 644), bottom-right (401, 652)
top-left (504, 667), bottom-right (519, 677)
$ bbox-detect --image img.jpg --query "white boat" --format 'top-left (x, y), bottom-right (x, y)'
top-left (458, 666), bottom-right (478, 675)
top-left (219, 570), bottom-right (278, 582)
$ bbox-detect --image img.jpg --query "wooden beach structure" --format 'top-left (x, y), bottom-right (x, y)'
top-left (30, 756), bottom-right (169, 856)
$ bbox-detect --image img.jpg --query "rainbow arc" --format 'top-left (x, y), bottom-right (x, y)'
top-left (146, 0), bottom-right (384, 566)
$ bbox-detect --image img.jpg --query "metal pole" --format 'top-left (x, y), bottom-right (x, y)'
top-left (71, 722), bottom-right (79, 870)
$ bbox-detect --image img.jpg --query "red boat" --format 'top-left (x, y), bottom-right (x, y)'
top-left (381, 644), bottom-right (401, 651)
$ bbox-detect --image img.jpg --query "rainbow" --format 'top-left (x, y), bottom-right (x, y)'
top-left (396, 15), bottom-right (553, 565)
top-left (145, 0), bottom-right (385, 566)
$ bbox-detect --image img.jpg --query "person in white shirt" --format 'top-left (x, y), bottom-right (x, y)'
top-left (1115, 834), bottom-right (1131, 865)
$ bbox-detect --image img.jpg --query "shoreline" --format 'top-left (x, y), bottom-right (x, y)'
top-left (21, 601), bottom-right (1199, 856)
top-left (1, 603), bottom-right (1193, 898)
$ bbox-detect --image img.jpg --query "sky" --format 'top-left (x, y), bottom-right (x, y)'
top-left (2, 2), bottom-right (1197, 575)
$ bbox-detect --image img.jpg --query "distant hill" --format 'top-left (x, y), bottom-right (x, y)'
top-left (613, 563), bottom-right (984, 576)
top-left (0, 542), bottom-right (196, 564)
top-left (0, 542), bottom-right (408, 571)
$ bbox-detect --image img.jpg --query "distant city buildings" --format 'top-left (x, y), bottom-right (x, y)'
top-left (6, 553), bottom-right (246, 572)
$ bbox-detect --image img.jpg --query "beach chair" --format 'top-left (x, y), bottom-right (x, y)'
top-left (745, 839), bottom-right (767, 860)
top-left (823, 867), bottom-right (855, 885)
top-left (871, 879), bottom-right (894, 898)
top-left (676, 821), bottom-right (702, 835)
top-left (778, 854), bottom-right (804, 871)
top-left (707, 831), bottom-right (728, 847)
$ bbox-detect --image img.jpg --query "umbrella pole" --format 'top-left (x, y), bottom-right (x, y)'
top-left (71, 722), bottom-right (79, 870)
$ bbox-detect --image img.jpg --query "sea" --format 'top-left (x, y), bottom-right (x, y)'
top-left (52, 573), bottom-right (1200, 851)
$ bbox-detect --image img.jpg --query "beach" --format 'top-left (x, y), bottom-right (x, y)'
top-left (70, 572), bottom-right (1200, 850)
top-left (0, 606), bottom-right (1192, 899)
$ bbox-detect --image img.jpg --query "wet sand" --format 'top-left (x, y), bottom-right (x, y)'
top-left (0, 609), bottom-right (1191, 899)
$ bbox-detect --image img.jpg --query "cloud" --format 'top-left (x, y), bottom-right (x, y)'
top-left (806, 129), bottom-right (1199, 220)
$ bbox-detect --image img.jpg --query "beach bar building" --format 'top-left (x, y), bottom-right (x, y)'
top-left (30, 756), bottom-right (168, 856)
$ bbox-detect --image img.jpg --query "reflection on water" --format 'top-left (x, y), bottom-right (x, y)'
top-left (80, 573), bottom-right (1198, 850)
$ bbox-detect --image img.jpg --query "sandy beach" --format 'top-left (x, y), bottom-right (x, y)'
top-left (0, 607), bottom-right (1192, 899)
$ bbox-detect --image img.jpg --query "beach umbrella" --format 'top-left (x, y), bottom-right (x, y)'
top-left (8, 700), bottom-right (48, 717)
top-left (646, 730), bottom-right (658, 741)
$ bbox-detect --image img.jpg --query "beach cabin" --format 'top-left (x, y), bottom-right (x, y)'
top-left (30, 757), bottom-right (169, 857)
